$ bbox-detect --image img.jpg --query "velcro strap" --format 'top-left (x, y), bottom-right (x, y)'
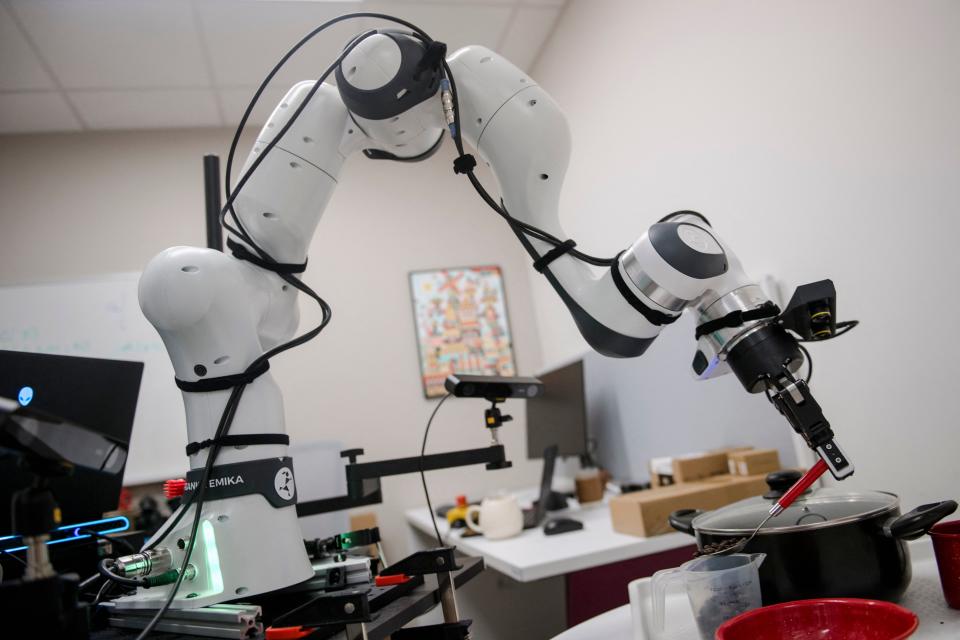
top-left (186, 433), bottom-right (290, 457)
top-left (695, 301), bottom-right (781, 339)
top-left (227, 237), bottom-right (307, 275)
top-left (453, 154), bottom-right (477, 175)
top-left (533, 239), bottom-right (577, 273)
top-left (175, 359), bottom-right (270, 393)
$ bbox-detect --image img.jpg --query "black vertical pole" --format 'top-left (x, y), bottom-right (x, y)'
top-left (203, 154), bottom-right (223, 251)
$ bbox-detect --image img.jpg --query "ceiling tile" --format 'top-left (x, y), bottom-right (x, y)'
top-left (8, 0), bottom-right (209, 89)
top-left (68, 89), bottom-right (221, 130)
top-left (197, 1), bottom-right (373, 89)
top-left (0, 92), bottom-right (81, 133)
top-left (362, 2), bottom-right (514, 53)
top-left (219, 85), bottom-right (291, 127)
top-left (0, 0), bottom-right (563, 133)
top-left (199, 1), bottom-right (514, 89)
top-left (0, 4), bottom-right (56, 90)
top-left (497, 5), bottom-right (559, 70)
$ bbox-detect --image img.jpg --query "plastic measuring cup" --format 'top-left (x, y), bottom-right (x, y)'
top-left (650, 553), bottom-right (765, 640)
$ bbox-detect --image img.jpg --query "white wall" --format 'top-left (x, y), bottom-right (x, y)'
top-left (0, 128), bottom-right (544, 559)
top-left (528, 0), bottom-right (960, 508)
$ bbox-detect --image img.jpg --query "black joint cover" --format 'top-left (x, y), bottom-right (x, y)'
top-left (648, 222), bottom-right (727, 279)
top-left (336, 32), bottom-right (442, 121)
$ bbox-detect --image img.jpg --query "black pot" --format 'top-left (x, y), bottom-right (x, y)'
top-left (668, 471), bottom-right (957, 605)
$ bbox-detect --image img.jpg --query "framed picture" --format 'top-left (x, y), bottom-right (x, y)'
top-left (409, 265), bottom-right (517, 398)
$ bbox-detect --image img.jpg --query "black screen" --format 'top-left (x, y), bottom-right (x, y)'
top-left (526, 359), bottom-right (588, 459)
top-left (0, 350), bottom-right (143, 534)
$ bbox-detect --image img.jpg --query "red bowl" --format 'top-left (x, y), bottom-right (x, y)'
top-left (715, 598), bottom-right (918, 640)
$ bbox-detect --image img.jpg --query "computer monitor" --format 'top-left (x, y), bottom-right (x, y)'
top-left (0, 350), bottom-right (143, 535)
top-left (526, 358), bottom-right (588, 459)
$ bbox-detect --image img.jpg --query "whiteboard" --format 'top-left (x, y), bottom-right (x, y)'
top-left (0, 272), bottom-right (185, 485)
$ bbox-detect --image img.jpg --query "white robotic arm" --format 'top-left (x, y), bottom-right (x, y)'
top-left (129, 25), bottom-right (852, 614)
top-left (442, 44), bottom-right (851, 478)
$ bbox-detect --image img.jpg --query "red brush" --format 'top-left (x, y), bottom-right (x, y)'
top-left (769, 458), bottom-right (829, 517)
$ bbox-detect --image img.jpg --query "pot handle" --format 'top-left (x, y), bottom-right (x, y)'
top-left (886, 500), bottom-right (958, 540)
top-left (668, 509), bottom-right (704, 536)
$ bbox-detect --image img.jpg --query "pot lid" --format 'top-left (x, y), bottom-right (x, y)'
top-left (692, 487), bottom-right (900, 534)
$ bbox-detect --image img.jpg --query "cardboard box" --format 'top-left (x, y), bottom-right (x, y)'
top-left (649, 447), bottom-right (753, 487)
top-left (728, 449), bottom-right (781, 477)
top-left (673, 452), bottom-right (731, 483)
top-left (610, 474), bottom-right (767, 538)
top-left (702, 473), bottom-right (769, 500)
top-left (648, 456), bottom-right (674, 488)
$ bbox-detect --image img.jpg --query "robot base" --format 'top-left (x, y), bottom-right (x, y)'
top-left (113, 495), bottom-right (313, 611)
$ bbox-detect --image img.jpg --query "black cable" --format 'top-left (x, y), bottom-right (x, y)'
top-left (420, 393), bottom-right (452, 548)
top-left (796, 319), bottom-right (859, 343)
top-left (1, 548), bottom-right (26, 566)
top-left (139, 489), bottom-right (196, 553)
top-left (439, 59), bottom-right (617, 268)
top-left (131, 21), bottom-right (393, 638)
top-left (658, 210), bottom-right (712, 227)
top-left (132, 27), bottom-right (386, 633)
top-left (98, 559), bottom-right (144, 589)
top-left (798, 343), bottom-right (813, 385)
top-left (79, 573), bottom-right (102, 592)
top-left (217, 12), bottom-right (615, 272)
top-left (220, 29), bottom-right (378, 260)
top-left (132, 384), bottom-right (247, 640)
top-left (93, 579), bottom-right (115, 607)
top-left (833, 320), bottom-right (859, 336)
top-left (77, 528), bottom-right (137, 554)
top-left (135, 10), bottom-right (625, 636)
top-left (131, 20), bottom-right (403, 637)
top-left (220, 11), bottom-right (614, 292)
top-left (223, 13), bottom-right (433, 223)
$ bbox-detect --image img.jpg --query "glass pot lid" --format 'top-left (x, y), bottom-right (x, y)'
top-left (692, 488), bottom-right (900, 535)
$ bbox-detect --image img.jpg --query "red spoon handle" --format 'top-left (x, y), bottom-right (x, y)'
top-left (776, 459), bottom-right (829, 513)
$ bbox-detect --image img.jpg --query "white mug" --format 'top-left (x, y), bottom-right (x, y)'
top-left (465, 494), bottom-right (523, 540)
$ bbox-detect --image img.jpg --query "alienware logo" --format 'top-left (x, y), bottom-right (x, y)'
top-left (17, 386), bottom-right (34, 407)
top-left (274, 467), bottom-right (295, 501)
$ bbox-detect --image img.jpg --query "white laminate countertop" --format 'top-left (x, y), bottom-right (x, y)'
top-left (553, 538), bottom-right (960, 640)
top-left (405, 490), bottom-right (694, 582)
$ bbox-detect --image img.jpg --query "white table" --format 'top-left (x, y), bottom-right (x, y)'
top-left (554, 539), bottom-right (960, 639)
top-left (405, 490), bottom-right (694, 582)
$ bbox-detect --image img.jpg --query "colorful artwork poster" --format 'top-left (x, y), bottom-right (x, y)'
top-left (410, 266), bottom-right (517, 398)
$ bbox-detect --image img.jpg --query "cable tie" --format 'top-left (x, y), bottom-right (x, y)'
top-left (227, 237), bottom-right (307, 275)
top-left (533, 239), bottom-right (577, 273)
top-left (453, 154), bottom-right (477, 175)
top-left (695, 301), bottom-right (781, 339)
top-left (175, 359), bottom-right (270, 393)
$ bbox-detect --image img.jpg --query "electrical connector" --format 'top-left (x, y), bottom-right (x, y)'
top-left (440, 78), bottom-right (456, 136)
